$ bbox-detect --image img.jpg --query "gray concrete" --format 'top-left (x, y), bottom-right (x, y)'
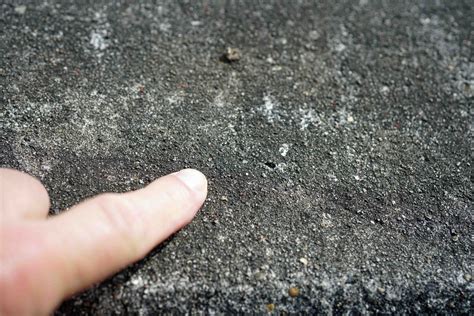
top-left (1, 0), bottom-right (472, 314)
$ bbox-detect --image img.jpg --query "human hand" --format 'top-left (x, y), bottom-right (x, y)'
top-left (0, 168), bottom-right (207, 315)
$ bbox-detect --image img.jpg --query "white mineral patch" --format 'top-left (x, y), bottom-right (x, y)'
top-left (89, 11), bottom-right (110, 58)
top-left (420, 17), bottom-right (431, 25)
top-left (213, 91), bottom-right (225, 107)
top-left (260, 95), bottom-right (279, 123)
top-left (15, 5), bottom-right (27, 15)
top-left (321, 213), bottom-right (333, 228)
top-left (335, 42), bottom-right (346, 52)
top-left (130, 275), bottom-right (147, 288)
top-left (299, 257), bottom-right (309, 265)
top-left (279, 143), bottom-right (290, 157)
top-left (159, 23), bottom-right (171, 32)
top-left (166, 93), bottom-right (183, 105)
top-left (299, 108), bottom-right (318, 130)
top-left (276, 163), bottom-right (287, 172)
top-left (90, 29), bottom-right (108, 51)
top-left (309, 30), bottom-right (320, 40)
top-left (381, 86), bottom-right (390, 94)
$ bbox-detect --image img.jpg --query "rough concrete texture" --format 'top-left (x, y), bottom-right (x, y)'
top-left (1, 0), bottom-right (473, 314)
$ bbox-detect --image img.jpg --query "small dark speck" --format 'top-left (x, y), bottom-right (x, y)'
top-left (265, 161), bottom-right (276, 169)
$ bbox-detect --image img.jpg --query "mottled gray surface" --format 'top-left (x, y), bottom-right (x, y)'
top-left (1, 0), bottom-right (473, 314)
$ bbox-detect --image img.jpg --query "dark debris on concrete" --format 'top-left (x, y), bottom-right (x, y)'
top-left (1, 0), bottom-right (473, 314)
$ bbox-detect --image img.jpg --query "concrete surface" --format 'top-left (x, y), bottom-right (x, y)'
top-left (1, 0), bottom-right (473, 314)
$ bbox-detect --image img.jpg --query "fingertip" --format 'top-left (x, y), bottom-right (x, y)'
top-left (173, 168), bottom-right (208, 202)
top-left (30, 167), bottom-right (208, 305)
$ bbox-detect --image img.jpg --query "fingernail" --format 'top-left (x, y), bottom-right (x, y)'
top-left (175, 169), bottom-right (207, 193)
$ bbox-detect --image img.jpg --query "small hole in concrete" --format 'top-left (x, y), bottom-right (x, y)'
top-left (265, 161), bottom-right (276, 169)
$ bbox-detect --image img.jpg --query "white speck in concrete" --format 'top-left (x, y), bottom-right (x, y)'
top-left (309, 30), bottom-right (320, 40)
top-left (266, 56), bottom-right (275, 64)
top-left (159, 23), bottom-right (171, 32)
top-left (299, 258), bottom-right (309, 265)
top-left (321, 213), bottom-right (333, 228)
top-left (420, 17), bottom-right (431, 25)
top-left (335, 42), bottom-right (346, 52)
top-left (41, 164), bottom-right (52, 172)
top-left (335, 109), bottom-right (355, 126)
top-left (15, 5), bottom-right (27, 15)
top-left (191, 20), bottom-right (202, 26)
top-left (279, 143), bottom-right (290, 157)
top-left (130, 275), bottom-right (147, 288)
top-left (265, 248), bottom-right (274, 257)
top-left (381, 86), bottom-right (390, 94)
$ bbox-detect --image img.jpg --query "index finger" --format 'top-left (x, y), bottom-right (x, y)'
top-left (44, 169), bottom-right (206, 306)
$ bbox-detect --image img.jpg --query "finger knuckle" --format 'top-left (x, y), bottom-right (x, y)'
top-left (93, 193), bottom-right (144, 256)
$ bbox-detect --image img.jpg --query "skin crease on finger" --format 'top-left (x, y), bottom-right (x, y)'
top-left (0, 168), bottom-right (208, 315)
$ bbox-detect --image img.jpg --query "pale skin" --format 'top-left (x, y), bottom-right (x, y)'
top-left (0, 168), bottom-right (208, 315)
